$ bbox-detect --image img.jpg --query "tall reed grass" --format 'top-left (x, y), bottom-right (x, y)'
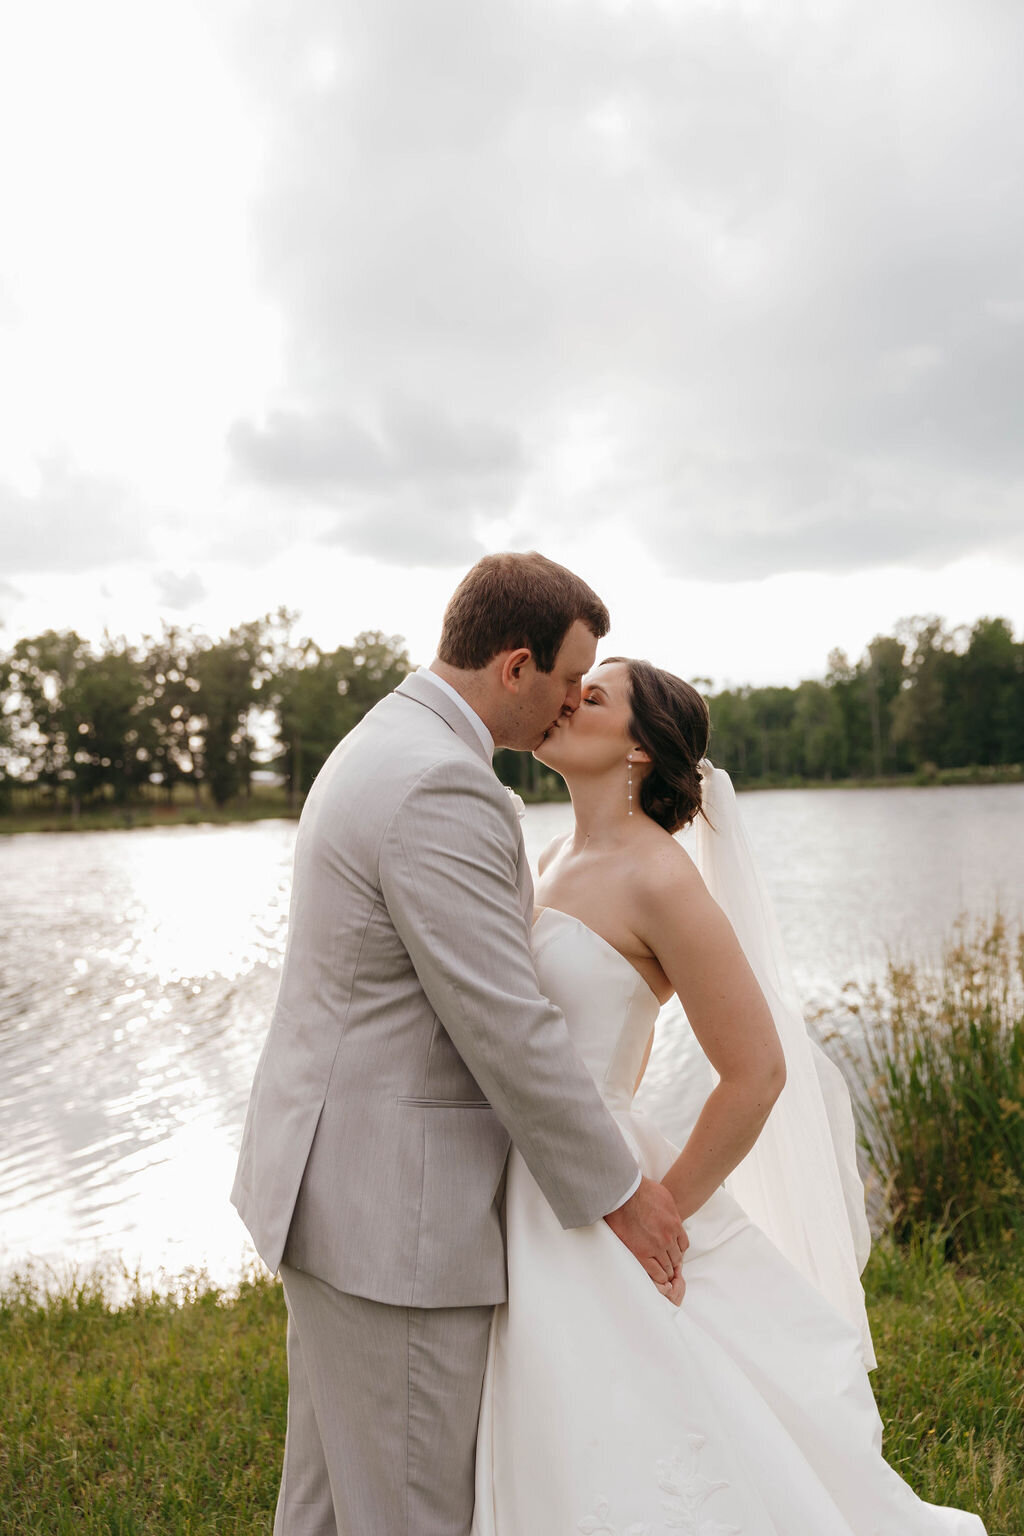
top-left (841, 914), bottom-right (1024, 1254)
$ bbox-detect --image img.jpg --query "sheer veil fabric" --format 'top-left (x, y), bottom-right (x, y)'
top-left (693, 762), bottom-right (875, 1367)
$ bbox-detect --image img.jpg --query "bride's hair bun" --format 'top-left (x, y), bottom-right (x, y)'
top-left (602, 657), bottom-right (711, 834)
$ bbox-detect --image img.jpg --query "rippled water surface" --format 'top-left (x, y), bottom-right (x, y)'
top-left (1, 823), bottom-right (295, 1287)
top-left (2, 785), bottom-right (1022, 1286)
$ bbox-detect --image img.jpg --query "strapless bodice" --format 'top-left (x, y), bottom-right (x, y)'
top-left (531, 908), bottom-right (661, 1111)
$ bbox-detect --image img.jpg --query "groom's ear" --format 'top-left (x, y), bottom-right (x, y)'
top-left (500, 648), bottom-right (534, 690)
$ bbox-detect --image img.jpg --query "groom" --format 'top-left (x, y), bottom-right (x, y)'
top-left (231, 551), bottom-right (685, 1536)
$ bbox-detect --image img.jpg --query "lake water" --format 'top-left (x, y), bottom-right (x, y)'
top-left (2, 783), bottom-right (1022, 1289)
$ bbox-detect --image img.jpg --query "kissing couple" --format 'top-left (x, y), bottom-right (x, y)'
top-left (232, 552), bottom-right (986, 1534)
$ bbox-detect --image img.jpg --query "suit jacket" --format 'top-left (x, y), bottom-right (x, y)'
top-left (230, 671), bottom-right (638, 1307)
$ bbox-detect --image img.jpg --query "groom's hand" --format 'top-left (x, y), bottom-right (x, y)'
top-left (603, 1176), bottom-right (688, 1304)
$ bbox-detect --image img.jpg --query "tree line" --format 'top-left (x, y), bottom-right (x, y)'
top-left (0, 611), bottom-right (411, 814)
top-left (0, 611), bottom-right (1020, 815)
top-left (704, 615), bottom-right (1023, 784)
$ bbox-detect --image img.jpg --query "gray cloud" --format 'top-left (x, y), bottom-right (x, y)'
top-left (223, 0), bottom-right (1024, 578)
top-left (650, 468), bottom-right (1022, 583)
top-left (323, 506), bottom-right (486, 568)
top-left (0, 457), bottom-right (153, 575)
top-left (229, 397), bottom-right (525, 564)
top-left (154, 569), bottom-right (208, 610)
top-left (231, 399), bottom-right (523, 497)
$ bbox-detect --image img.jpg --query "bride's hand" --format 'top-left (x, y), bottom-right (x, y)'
top-left (655, 1265), bottom-right (685, 1307)
top-left (603, 1175), bottom-right (688, 1301)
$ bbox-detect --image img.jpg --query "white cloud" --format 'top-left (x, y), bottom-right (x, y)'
top-left (0, 2), bottom-right (280, 548)
top-left (0, 577), bottom-right (21, 631)
top-left (154, 570), bottom-right (208, 611)
top-left (0, 457), bottom-right (153, 574)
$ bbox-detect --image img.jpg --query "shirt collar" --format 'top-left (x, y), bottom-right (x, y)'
top-left (415, 666), bottom-right (495, 757)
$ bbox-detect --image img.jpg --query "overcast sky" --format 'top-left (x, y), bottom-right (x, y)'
top-left (1, 0), bottom-right (1021, 688)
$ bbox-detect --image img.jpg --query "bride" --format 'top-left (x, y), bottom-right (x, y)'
top-left (471, 657), bottom-right (986, 1535)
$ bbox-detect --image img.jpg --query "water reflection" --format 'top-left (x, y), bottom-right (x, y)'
top-left (1, 785), bottom-right (1022, 1288)
top-left (524, 784), bottom-right (1024, 1019)
top-left (0, 822), bottom-right (295, 1288)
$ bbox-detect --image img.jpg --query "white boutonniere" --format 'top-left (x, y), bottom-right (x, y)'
top-left (504, 787), bottom-right (527, 820)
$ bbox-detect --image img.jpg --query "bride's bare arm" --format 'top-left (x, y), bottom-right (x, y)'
top-left (635, 845), bottom-right (786, 1224)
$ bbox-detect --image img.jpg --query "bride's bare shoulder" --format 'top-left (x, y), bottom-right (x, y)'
top-left (538, 832), bottom-right (570, 876)
top-left (632, 826), bottom-right (707, 905)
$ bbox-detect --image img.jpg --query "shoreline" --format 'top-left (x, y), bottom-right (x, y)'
top-left (1, 767), bottom-right (1021, 836)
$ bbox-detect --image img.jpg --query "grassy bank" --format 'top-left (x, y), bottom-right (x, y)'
top-left (1, 1269), bottom-right (286, 1533)
top-left (1, 1244), bottom-right (1021, 1533)
top-left (865, 1238), bottom-right (1024, 1527)
top-left (731, 763), bottom-right (1024, 793)
top-left (0, 786), bottom-right (300, 836)
top-left (2, 765), bottom-right (1021, 835)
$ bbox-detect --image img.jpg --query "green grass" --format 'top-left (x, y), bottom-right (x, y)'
top-left (729, 764), bottom-right (1024, 792)
top-left (3, 769), bottom-right (1019, 836)
top-left (841, 914), bottom-right (1024, 1256)
top-left (0, 1268), bottom-right (286, 1534)
top-left (866, 1236), bottom-right (1024, 1530)
top-left (0, 786), bottom-right (300, 836)
top-left (1, 1246), bottom-right (1020, 1532)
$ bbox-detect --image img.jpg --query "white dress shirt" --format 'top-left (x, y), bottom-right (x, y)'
top-left (416, 666), bottom-right (494, 756)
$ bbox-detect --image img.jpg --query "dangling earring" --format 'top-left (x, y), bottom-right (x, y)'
top-left (626, 754), bottom-right (634, 816)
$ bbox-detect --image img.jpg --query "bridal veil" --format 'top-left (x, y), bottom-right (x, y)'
top-left (692, 762), bottom-right (875, 1367)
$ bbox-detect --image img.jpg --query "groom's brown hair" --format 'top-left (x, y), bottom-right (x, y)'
top-left (438, 552), bottom-right (610, 674)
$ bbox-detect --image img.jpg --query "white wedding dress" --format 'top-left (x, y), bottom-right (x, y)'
top-left (472, 907), bottom-right (986, 1535)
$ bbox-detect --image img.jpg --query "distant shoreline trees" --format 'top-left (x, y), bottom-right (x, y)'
top-left (0, 610), bottom-right (412, 815)
top-left (0, 612), bottom-right (1021, 816)
top-left (705, 616), bottom-right (1024, 785)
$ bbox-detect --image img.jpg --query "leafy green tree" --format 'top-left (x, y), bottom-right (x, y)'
top-left (0, 666), bottom-right (15, 812)
top-left (3, 632), bottom-right (154, 809)
top-left (890, 618), bottom-right (960, 769)
top-left (707, 689), bottom-right (757, 779)
top-left (340, 631), bottom-right (412, 713)
top-left (192, 626), bottom-right (266, 807)
top-left (271, 629), bottom-right (412, 804)
top-left (958, 617), bottom-right (1022, 766)
top-left (70, 640), bottom-right (153, 804)
top-left (273, 642), bottom-right (355, 806)
top-left (746, 686), bottom-right (797, 779)
top-left (140, 624), bottom-right (203, 803)
top-left (860, 636), bottom-right (907, 776)
top-left (792, 679), bottom-right (847, 779)
top-left (4, 630), bottom-right (92, 810)
top-left (823, 649), bottom-right (871, 777)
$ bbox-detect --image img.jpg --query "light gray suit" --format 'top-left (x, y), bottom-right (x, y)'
top-left (231, 672), bottom-right (637, 1534)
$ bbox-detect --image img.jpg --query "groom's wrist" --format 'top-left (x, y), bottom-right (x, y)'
top-left (605, 1167), bottom-right (642, 1216)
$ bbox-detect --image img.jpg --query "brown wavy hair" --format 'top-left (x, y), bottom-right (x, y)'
top-left (601, 657), bottom-right (710, 833)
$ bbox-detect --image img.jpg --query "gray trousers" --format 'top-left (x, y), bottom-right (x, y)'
top-left (275, 1264), bottom-right (494, 1536)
